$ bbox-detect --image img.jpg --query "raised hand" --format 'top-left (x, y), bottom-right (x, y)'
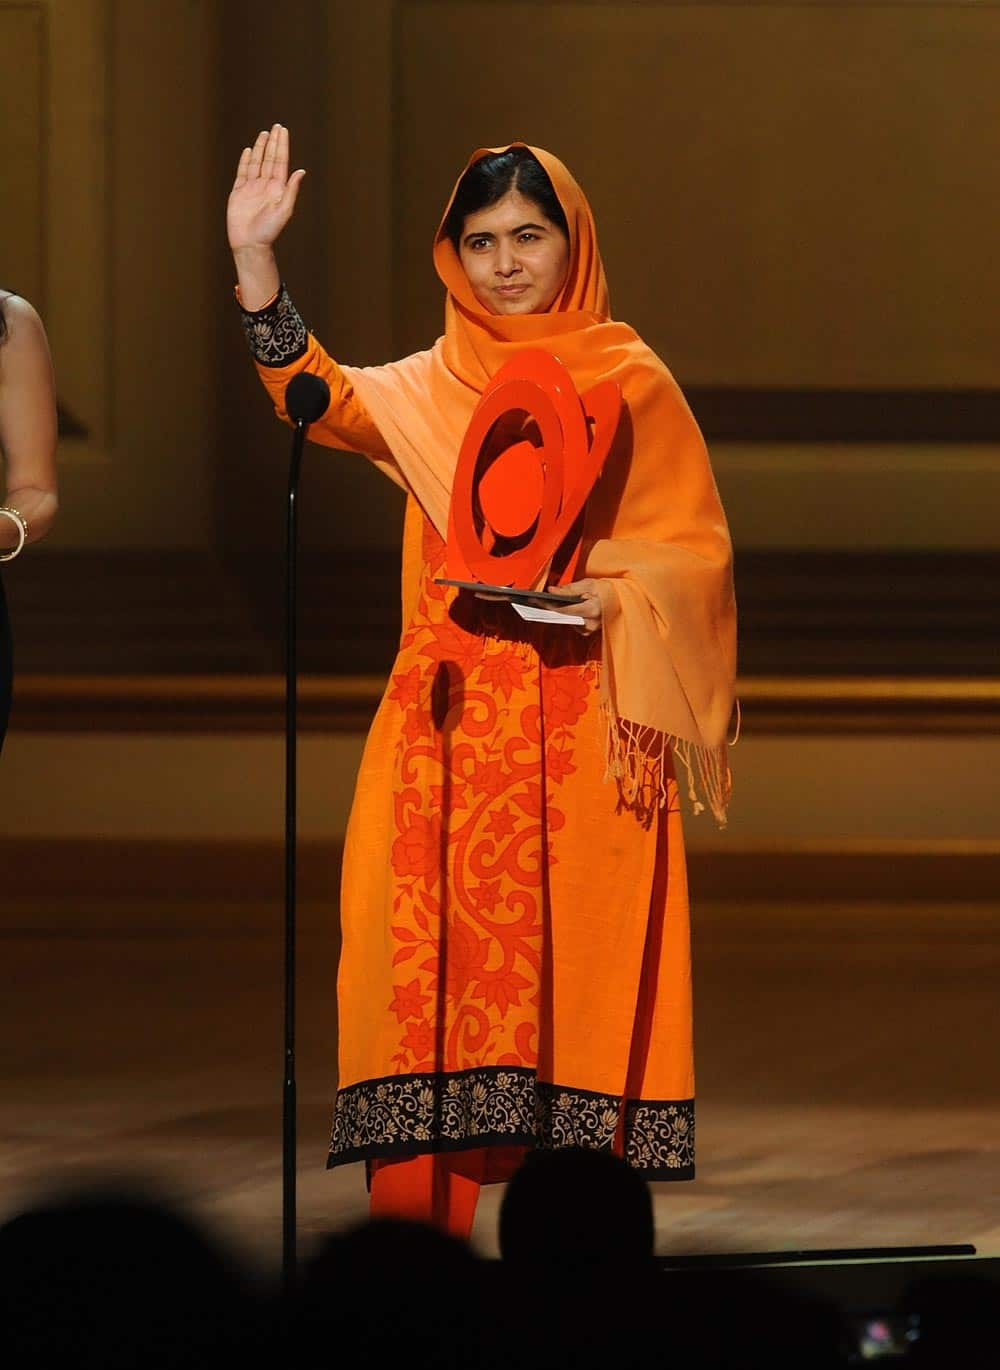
top-left (227, 124), bottom-right (305, 254)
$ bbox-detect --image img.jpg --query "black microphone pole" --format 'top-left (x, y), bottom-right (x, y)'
top-left (281, 372), bottom-right (330, 1296)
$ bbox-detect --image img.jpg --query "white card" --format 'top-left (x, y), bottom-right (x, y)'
top-left (511, 601), bottom-right (586, 627)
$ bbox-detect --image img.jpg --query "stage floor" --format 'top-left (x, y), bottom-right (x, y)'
top-left (2, 894), bottom-right (998, 1268)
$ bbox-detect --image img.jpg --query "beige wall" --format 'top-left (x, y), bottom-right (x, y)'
top-left (1, 0), bottom-right (219, 547)
top-left (2, 0), bottom-right (997, 556)
top-left (715, 442), bottom-right (1000, 550)
top-left (0, 6), bottom-right (45, 311)
top-left (3, 727), bottom-right (998, 848)
top-left (392, 2), bottom-right (1000, 386)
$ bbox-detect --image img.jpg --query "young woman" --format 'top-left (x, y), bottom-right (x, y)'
top-left (228, 127), bottom-right (736, 1238)
top-left (0, 291), bottom-right (58, 749)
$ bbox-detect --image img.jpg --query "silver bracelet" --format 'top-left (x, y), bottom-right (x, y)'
top-left (0, 505), bottom-right (28, 562)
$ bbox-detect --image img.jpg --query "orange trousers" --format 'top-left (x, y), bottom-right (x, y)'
top-left (369, 1154), bottom-right (480, 1238)
top-left (369, 1146), bottom-right (526, 1240)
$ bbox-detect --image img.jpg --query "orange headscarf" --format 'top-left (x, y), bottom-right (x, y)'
top-left (343, 144), bottom-right (736, 822)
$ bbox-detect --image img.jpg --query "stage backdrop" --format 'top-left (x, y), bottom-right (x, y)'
top-left (2, 0), bottom-right (997, 560)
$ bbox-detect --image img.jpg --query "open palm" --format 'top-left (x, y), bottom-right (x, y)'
top-left (227, 124), bottom-right (305, 252)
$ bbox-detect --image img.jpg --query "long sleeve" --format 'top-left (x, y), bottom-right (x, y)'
top-left (237, 284), bottom-right (392, 460)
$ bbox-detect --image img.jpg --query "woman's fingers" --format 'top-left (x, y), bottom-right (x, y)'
top-left (548, 578), bottom-right (603, 635)
top-left (261, 123), bottom-right (281, 183)
top-left (232, 145), bottom-right (251, 191)
top-left (574, 597), bottom-right (602, 635)
top-left (237, 124), bottom-right (292, 197)
top-left (283, 167), bottom-right (306, 213)
top-left (551, 578), bottom-right (599, 608)
top-left (573, 595), bottom-right (602, 635)
top-left (247, 129), bottom-right (268, 180)
top-left (273, 124), bottom-right (289, 184)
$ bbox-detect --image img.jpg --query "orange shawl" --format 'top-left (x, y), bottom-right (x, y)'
top-left (343, 144), bottom-right (736, 823)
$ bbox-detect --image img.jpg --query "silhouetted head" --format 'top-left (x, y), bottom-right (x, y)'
top-left (0, 1184), bottom-right (255, 1369)
top-left (300, 1215), bottom-right (478, 1294)
top-left (296, 1218), bottom-right (488, 1369)
top-left (498, 1147), bottom-right (655, 1267)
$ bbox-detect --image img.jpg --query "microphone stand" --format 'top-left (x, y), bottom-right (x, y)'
top-left (278, 371), bottom-right (328, 1297)
top-left (283, 414), bottom-right (306, 1296)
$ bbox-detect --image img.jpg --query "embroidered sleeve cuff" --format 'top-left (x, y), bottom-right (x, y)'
top-left (237, 281), bottom-right (309, 367)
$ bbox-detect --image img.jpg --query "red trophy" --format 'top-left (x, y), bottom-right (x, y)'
top-left (437, 349), bottom-right (621, 604)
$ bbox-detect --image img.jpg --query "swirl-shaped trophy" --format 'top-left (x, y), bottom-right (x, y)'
top-left (438, 349), bottom-right (621, 603)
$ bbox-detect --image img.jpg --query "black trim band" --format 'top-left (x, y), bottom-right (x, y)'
top-left (237, 281), bottom-right (309, 366)
top-left (327, 1065), bottom-right (695, 1180)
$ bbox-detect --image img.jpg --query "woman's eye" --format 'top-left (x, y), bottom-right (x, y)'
top-left (518, 232), bottom-right (539, 243)
top-left (469, 237), bottom-right (490, 250)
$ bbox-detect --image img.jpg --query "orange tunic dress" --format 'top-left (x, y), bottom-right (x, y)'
top-left (249, 323), bottom-right (696, 1181)
top-left (338, 503), bottom-right (694, 1179)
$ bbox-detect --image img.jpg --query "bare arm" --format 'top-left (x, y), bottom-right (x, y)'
top-left (0, 295), bottom-right (58, 550)
top-left (228, 123), bottom-right (305, 309)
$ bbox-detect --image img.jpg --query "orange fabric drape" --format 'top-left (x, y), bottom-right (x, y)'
top-left (342, 144), bottom-right (736, 822)
top-left (369, 1153), bottom-right (484, 1240)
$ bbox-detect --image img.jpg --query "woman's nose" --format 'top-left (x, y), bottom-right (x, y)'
top-left (495, 241), bottom-right (519, 276)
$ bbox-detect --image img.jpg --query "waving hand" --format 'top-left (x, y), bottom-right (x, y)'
top-left (228, 123), bottom-right (305, 254)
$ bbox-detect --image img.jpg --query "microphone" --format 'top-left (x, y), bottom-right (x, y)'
top-left (285, 372), bottom-right (330, 425)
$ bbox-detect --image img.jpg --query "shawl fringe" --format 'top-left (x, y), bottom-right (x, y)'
top-left (601, 701), bottom-right (731, 829)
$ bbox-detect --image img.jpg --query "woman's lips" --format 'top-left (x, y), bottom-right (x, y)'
top-left (495, 284), bottom-right (529, 296)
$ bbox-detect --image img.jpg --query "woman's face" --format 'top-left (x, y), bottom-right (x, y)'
top-left (458, 187), bottom-right (570, 315)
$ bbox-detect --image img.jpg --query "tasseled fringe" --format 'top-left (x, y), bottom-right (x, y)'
top-left (481, 626), bottom-right (535, 662)
top-left (602, 702), bottom-right (732, 829)
top-left (477, 604), bottom-right (551, 662)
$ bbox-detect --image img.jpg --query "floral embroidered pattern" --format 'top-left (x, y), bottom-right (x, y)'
top-left (382, 526), bottom-right (597, 1082)
top-left (624, 1099), bottom-right (695, 1178)
top-left (329, 1068), bottom-right (535, 1161)
top-left (238, 282), bottom-right (309, 366)
top-left (328, 1066), bottom-right (694, 1178)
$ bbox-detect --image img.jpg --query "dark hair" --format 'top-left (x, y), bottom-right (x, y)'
top-left (444, 147), bottom-right (569, 252)
top-left (0, 295), bottom-right (8, 346)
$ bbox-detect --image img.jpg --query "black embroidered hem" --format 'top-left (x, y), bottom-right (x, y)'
top-left (326, 1066), bottom-right (695, 1180)
top-left (237, 281), bottom-right (309, 366)
top-left (623, 1098), bottom-right (696, 1178)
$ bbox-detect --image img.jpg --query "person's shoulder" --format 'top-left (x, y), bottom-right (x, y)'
top-left (1, 292), bottom-right (46, 331)
top-left (604, 322), bottom-right (677, 384)
top-left (0, 293), bottom-right (52, 360)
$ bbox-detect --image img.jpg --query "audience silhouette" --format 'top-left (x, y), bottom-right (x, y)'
top-left (0, 1183), bottom-right (262, 1368)
top-left (0, 1154), bottom-right (991, 1368)
top-left (295, 1216), bottom-right (491, 1368)
top-left (498, 1145), bottom-right (655, 1268)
